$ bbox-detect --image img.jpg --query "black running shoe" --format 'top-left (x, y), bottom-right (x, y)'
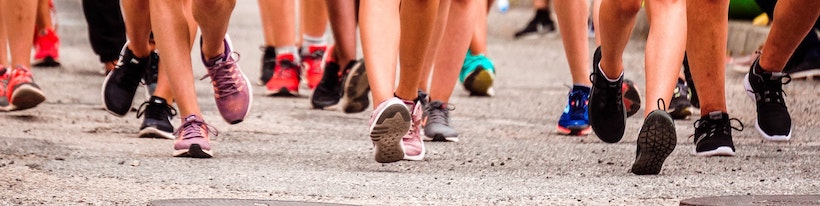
top-left (682, 54), bottom-right (700, 108)
top-left (631, 108), bottom-right (676, 175)
top-left (310, 60), bottom-right (342, 109)
top-left (693, 111), bottom-right (742, 156)
top-left (589, 46), bottom-right (626, 143)
top-left (340, 59), bottom-right (370, 113)
top-left (258, 46), bottom-right (277, 85)
top-left (143, 50), bottom-right (160, 98)
top-left (744, 58), bottom-right (792, 141)
top-left (136, 96), bottom-right (177, 139)
top-left (102, 46), bottom-right (149, 116)
top-left (513, 9), bottom-right (555, 39)
top-left (669, 78), bottom-right (693, 120)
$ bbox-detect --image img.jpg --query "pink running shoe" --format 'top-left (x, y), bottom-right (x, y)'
top-left (173, 114), bottom-right (217, 158)
top-left (369, 97), bottom-right (411, 163)
top-left (6, 66), bottom-right (45, 111)
top-left (401, 99), bottom-right (425, 161)
top-left (302, 45), bottom-right (327, 89)
top-left (0, 67), bottom-right (9, 110)
top-left (202, 37), bottom-right (252, 124)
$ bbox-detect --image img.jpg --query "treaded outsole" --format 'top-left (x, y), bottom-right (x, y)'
top-left (9, 84), bottom-right (46, 111)
top-left (464, 67), bottom-right (493, 96)
top-left (370, 104), bottom-right (411, 163)
top-left (341, 61), bottom-right (370, 113)
top-left (138, 127), bottom-right (175, 140)
top-left (631, 111), bottom-right (677, 175)
top-left (173, 144), bottom-right (213, 158)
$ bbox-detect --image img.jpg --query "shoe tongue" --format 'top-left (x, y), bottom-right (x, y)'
top-left (150, 96), bottom-right (167, 105)
top-left (708, 111), bottom-right (725, 120)
top-left (184, 114), bottom-right (200, 122)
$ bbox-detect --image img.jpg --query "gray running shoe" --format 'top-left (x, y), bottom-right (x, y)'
top-left (423, 100), bottom-right (458, 142)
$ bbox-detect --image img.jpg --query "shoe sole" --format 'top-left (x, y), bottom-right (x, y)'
top-left (743, 74), bottom-right (792, 141)
top-left (693, 146), bottom-right (735, 157)
top-left (33, 56), bottom-right (61, 67)
top-left (370, 103), bottom-right (411, 163)
top-left (556, 125), bottom-right (592, 136)
top-left (631, 111), bottom-right (676, 175)
top-left (424, 133), bottom-right (459, 142)
top-left (789, 69), bottom-right (820, 80)
top-left (622, 79), bottom-right (641, 118)
top-left (9, 84), bottom-right (46, 111)
top-left (341, 60), bottom-right (370, 113)
top-left (173, 144), bottom-right (213, 158)
top-left (266, 87), bottom-right (299, 97)
top-left (138, 127), bottom-right (175, 140)
top-left (464, 67), bottom-right (494, 96)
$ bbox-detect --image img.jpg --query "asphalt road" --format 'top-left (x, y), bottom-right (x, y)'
top-left (1, 1), bottom-right (818, 205)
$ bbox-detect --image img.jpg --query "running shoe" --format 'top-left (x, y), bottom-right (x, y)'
top-left (622, 79), bottom-right (641, 118)
top-left (460, 52), bottom-right (495, 96)
top-left (631, 108), bottom-right (676, 175)
top-left (173, 114), bottom-right (217, 158)
top-left (143, 50), bottom-right (160, 98)
top-left (744, 58), bottom-right (792, 141)
top-left (265, 53), bottom-right (301, 96)
top-left (33, 28), bottom-right (60, 67)
top-left (0, 67), bottom-right (9, 110)
top-left (513, 9), bottom-right (555, 39)
top-left (136, 96), bottom-right (176, 139)
top-left (102, 46), bottom-right (149, 116)
top-left (340, 59), bottom-right (370, 113)
top-left (6, 66), bottom-right (46, 111)
top-left (786, 55), bottom-right (820, 80)
top-left (201, 38), bottom-right (252, 124)
top-left (302, 45), bottom-right (327, 89)
top-left (310, 58), bottom-right (342, 109)
top-left (693, 111), bottom-right (742, 157)
top-left (557, 86), bottom-right (591, 135)
top-left (258, 46), bottom-right (276, 85)
top-left (402, 98), bottom-right (426, 161)
top-left (423, 100), bottom-right (458, 142)
top-left (589, 47), bottom-right (626, 143)
top-left (369, 97), bottom-right (411, 163)
top-left (668, 78), bottom-right (693, 120)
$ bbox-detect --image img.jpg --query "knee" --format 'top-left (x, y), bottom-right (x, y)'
top-left (614, 0), bottom-right (643, 15)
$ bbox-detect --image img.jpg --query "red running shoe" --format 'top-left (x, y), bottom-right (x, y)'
top-left (265, 53), bottom-right (301, 96)
top-left (302, 45), bottom-right (327, 89)
top-left (33, 28), bottom-right (61, 67)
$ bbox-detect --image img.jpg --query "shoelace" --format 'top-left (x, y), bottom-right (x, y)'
top-left (275, 58), bottom-right (300, 78)
top-left (201, 52), bottom-right (241, 98)
top-left (136, 101), bottom-right (177, 120)
top-left (753, 72), bottom-right (791, 106)
top-left (173, 116), bottom-right (219, 140)
top-left (115, 56), bottom-right (146, 89)
top-left (426, 102), bottom-right (455, 126)
top-left (567, 90), bottom-right (588, 117)
top-left (305, 49), bottom-right (325, 61)
top-left (693, 117), bottom-right (743, 144)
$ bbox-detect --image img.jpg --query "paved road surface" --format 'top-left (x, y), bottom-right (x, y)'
top-left (2, 1), bottom-right (818, 205)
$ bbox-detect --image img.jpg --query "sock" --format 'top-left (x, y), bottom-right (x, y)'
top-left (276, 46), bottom-right (300, 62)
top-left (301, 34), bottom-right (327, 56)
top-left (572, 84), bottom-right (591, 93)
top-left (535, 9), bottom-right (552, 24)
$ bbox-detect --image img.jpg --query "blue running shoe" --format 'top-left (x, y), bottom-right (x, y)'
top-left (557, 86), bottom-right (591, 135)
